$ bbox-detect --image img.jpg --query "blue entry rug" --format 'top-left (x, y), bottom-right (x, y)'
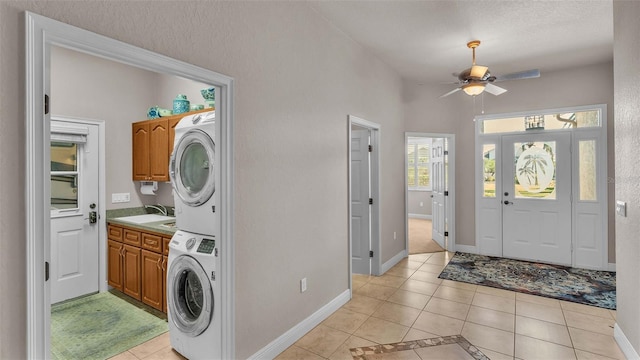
top-left (438, 252), bottom-right (616, 310)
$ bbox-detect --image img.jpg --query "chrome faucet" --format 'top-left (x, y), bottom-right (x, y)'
top-left (144, 204), bottom-right (168, 216)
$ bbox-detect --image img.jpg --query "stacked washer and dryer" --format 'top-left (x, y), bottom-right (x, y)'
top-left (166, 110), bottom-right (221, 359)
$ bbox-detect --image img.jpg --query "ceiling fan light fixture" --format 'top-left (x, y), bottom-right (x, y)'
top-left (462, 83), bottom-right (485, 96)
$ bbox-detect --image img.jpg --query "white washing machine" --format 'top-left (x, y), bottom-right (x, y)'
top-left (170, 110), bottom-right (217, 236)
top-left (167, 230), bottom-right (221, 359)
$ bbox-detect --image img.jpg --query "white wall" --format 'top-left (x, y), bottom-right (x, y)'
top-left (408, 190), bottom-right (432, 217)
top-left (404, 62), bottom-right (615, 263)
top-left (613, 0), bottom-right (640, 354)
top-left (0, 2), bottom-right (405, 358)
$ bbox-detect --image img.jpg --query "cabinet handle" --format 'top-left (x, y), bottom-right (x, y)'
top-left (157, 257), bottom-right (162, 270)
top-left (162, 258), bottom-right (167, 271)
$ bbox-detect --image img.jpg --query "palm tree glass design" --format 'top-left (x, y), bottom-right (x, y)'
top-left (514, 141), bottom-right (556, 199)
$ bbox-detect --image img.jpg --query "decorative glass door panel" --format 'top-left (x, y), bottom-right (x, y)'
top-left (513, 141), bottom-right (557, 200)
top-left (502, 133), bottom-right (571, 266)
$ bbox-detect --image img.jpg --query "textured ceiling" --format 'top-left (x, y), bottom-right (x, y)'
top-left (310, 1), bottom-right (613, 84)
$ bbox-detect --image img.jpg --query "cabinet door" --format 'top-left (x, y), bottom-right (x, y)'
top-left (107, 240), bottom-right (123, 291)
top-left (122, 244), bottom-right (141, 301)
top-left (141, 249), bottom-right (164, 311)
top-left (132, 122), bottom-right (150, 180)
top-left (149, 118), bottom-right (169, 181)
top-left (168, 117), bottom-right (181, 160)
top-left (162, 255), bottom-right (168, 313)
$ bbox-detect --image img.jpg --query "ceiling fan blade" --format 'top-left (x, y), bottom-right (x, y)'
top-left (470, 65), bottom-right (488, 79)
top-left (493, 69), bottom-right (540, 82)
top-left (439, 87), bottom-right (461, 98)
top-left (485, 83), bottom-right (507, 96)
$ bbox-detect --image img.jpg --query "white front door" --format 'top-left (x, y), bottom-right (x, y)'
top-left (501, 132), bottom-right (572, 265)
top-left (50, 120), bottom-right (100, 303)
top-left (431, 138), bottom-right (446, 249)
top-left (351, 129), bottom-right (370, 274)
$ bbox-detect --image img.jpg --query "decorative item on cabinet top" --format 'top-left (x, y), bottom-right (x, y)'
top-left (172, 94), bottom-right (190, 115)
top-left (201, 87), bottom-right (215, 108)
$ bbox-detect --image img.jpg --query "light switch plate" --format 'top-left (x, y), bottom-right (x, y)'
top-left (616, 201), bottom-right (627, 217)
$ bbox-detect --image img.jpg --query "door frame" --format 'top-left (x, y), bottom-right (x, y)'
top-left (50, 116), bottom-right (108, 297)
top-left (404, 133), bottom-right (456, 253)
top-left (474, 104), bottom-right (608, 270)
top-left (25, 12), bottom-right (235, 358)
top-left (348, 115), bottom-right (381, 285)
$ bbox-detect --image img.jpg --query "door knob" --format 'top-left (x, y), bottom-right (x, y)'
top-left (504, 200), bottom-right (513, 205)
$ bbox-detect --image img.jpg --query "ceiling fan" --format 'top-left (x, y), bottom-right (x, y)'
top-left (440, 40), bottom-right (540, 98)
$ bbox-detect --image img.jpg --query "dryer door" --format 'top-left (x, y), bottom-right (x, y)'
top-left (170, 129), bottom-right (215, 206)
top-left (167, 255), bottom-right (213, 337)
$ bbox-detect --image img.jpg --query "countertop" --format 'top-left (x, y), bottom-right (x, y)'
top-left (107, 217), bottom-right (177, 236)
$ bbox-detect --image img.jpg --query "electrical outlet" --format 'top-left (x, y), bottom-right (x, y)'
top-left (112, 193), bottom-right (130, 203)
top-left (420, 202), bottom-right (423, 207)
top-left (394, 232), bottom-right (397, 240)
top-left (300, 278), bottom-right (307, 293)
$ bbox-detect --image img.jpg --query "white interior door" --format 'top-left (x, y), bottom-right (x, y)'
top-left (502, 132), bottom-right (572, 265)
top-left (351, 129), bottom-right (370, 275)
top-left (431, 138), bottom-right (446, 248)
top-left (50, 121), bottom-right (100, 303)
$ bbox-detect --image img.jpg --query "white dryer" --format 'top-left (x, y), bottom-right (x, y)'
top-left (167, 230), bottom-right (221, 359)
top-left (170, 110), bottom-right (217, 236)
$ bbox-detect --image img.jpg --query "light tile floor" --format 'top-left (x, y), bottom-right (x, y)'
top-left (111, 251), bottom-right (623, 360)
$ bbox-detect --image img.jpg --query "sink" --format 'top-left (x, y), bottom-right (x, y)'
top-left (113, 214), bottom-right (175, 224)
top-left (159, 222), bottom-right (176, 228)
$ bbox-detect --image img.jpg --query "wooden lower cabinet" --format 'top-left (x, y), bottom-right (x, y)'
top-left (141, 249), bottom-right (164, 311)
top-left (123, 244), bottom-right (142, 301)
top-left (108, 223), bottom-right (170, 313)
top-left (107, 239), bottom-right (124, 291)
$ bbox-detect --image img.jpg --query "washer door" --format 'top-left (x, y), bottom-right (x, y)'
top-left (170, 129), bottom-right (215, 206)
top-left (167, 255), bottom-right (213, 337)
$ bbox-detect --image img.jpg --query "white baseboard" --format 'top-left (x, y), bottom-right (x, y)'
top-left (454, 245), bottom-right (477, 254)
top-left (408, 214), bottom-right (432, 220)
top-left (608, 263), bottom-right (616, 272)
top-left (380, 249), bottom-right (407, 275)
top-left (248, 289), bottom-right (351, 360)
top-left (615, 323), bottom-right (640, 360)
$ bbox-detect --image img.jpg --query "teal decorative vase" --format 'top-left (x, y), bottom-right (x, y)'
top-left (173, 94), bottom-right (190, 114)
top-left (201, 87), bottom-right (215, 108)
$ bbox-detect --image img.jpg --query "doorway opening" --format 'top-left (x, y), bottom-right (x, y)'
top-left (348, 115), bottom-right (381, 280)
top-left (405, 133), bottom-right (456, 255)
top-left (26, 12), bottom-right (235, 359)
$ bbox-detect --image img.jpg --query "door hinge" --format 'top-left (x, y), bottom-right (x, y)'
top-left (45, 261), bottom-right (49, 281)
top-left (444, 231), bottom-right (449, 237)
top-left (44, 94), bottom-right (50, 115)
top-left (368, 145), bottom-right (373, 152)
top-left (369, 250), bottom-right (374, 258)
top-left (444, 191), bottom-right (449, 196)
top-left (444, 150), bottom-right (449, 155)
top-left (369, 198), bottom-right (373, 205)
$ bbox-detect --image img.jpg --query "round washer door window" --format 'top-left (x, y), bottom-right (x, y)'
top-left (171, 129), bottom-right (215, 206)
top-left (167, 255), bottom-right (213, 337)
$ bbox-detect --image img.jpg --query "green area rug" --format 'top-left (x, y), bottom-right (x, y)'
top-left (51, 292), bottom-right (168, 360)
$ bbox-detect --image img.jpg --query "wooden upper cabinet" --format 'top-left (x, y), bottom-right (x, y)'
top-left (132, 122), bottom-right (150, 181)
top-left (133, 109), bottom-right (212, 182)
top-left (132, 118), bottom-right (169, 181)
top-left (149, 119), bottom-right (169, 181)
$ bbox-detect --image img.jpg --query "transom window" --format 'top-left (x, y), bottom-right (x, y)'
top-left (481, 109), bottom-right (601, 134)
top-left (407, 138), bottom-right (431, 190)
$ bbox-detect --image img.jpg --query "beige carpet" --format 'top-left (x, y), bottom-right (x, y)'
top-left (408, 218), bottom-right (444, 254)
